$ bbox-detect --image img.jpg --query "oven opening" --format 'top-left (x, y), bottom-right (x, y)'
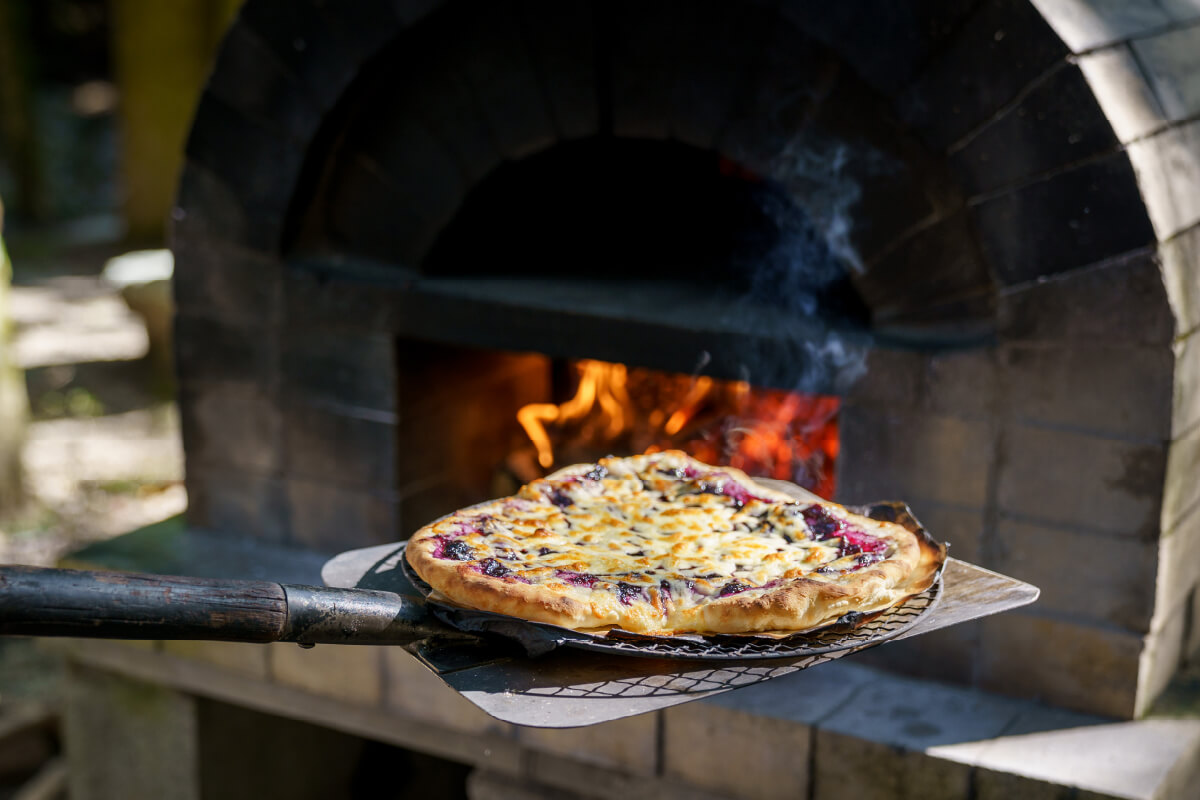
top-left (396, 339), bottom-right (840, 529)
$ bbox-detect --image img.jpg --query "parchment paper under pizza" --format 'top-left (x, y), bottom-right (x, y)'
top-left (406, 451), bottom-right (945, 636)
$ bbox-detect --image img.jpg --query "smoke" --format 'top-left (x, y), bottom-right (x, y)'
top-left (717, 136), bottom-right (894, 395)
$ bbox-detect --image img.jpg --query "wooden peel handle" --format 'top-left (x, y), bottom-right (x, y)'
top-left (0, 565), bottom-right (445, 645)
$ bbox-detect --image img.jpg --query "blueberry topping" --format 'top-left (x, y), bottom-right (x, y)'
top-left (718, 580), bottom-right (751, 597)
top-left (537, 546), bottom-right (556, 557)
top-left (628, 549), bottom-right (646, 557)
top-left (802, 505), bottom-right (842, 539)
top-left (584, 464), bottom-right (609, 481)
top-left (442, 539), bottom-right (474, 561)
top-left (478, 558), bottom-right (510, 578)
top-left (616, 582), bottom-right (645, 605)
top-left (555, 570), bottom-right (597, 587)
top-left (546, 487), bottom-right (574, 508)
top-left (659, 580), bottom-right (673, 603)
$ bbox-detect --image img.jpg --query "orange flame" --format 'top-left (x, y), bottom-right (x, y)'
top-left (515, 358), bottom-right (839, 497)
top-left (517, 360), bottom-right (632, 469)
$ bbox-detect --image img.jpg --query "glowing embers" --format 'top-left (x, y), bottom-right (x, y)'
top-left (515, 359), bottom-right (839, 498)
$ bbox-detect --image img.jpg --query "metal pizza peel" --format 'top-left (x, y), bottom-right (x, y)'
top-left (321, 544), bottom-right (1039, 728)
top-left (0, 476), bottom-right (1039, 728)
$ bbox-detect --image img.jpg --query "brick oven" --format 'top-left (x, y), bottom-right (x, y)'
top-left (57, 1), bottom-right (1200, 798)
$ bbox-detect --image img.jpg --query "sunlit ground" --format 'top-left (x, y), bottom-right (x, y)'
top-left (1, 257), bottom-right (185, 566)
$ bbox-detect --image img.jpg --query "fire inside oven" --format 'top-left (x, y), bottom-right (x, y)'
top-left (511, 358), bottom-right (838, 497)
top-left (410, 346), bottom-right (841, 512)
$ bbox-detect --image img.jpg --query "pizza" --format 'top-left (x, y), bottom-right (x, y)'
top-left (405, 451), bottom-right (944, 636)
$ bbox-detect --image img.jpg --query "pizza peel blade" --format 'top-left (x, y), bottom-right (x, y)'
top-left (320, 543), bottom-right (1039, 729)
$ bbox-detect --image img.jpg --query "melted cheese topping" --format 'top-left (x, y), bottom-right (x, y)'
top-left (422, 452), bottom-right (904, 617)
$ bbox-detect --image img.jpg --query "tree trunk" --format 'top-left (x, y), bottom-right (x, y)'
top-left (0, 197), bottom-right (28, 516)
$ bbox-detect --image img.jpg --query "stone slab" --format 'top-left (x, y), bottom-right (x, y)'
top-left (933, 718), bottom-right (1200, 800)
top-left (518, 713), bottom-right (658, 776)
top-left (1078, 44), bottom-right (1169, 143)
top-left (1126, 120), bottom-right (1200, 240)
top-left (1031, 0), bottom-right (1170, 52)
top-left (1133, 25), bottom-right (1200, 122)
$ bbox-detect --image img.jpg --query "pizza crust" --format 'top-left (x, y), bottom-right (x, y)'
top-left (406, 452), bottom-right (945, 635)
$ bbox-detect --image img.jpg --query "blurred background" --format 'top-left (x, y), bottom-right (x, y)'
top-left (0, 2), bottom-right (238, 793)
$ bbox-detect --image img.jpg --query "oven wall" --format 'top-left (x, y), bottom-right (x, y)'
top-left (171, 0), bottom-right (1200, 718)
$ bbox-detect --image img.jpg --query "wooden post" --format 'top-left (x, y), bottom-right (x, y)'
top-left (0, 197), bottom-right (27, 517)
top-left (108, 0), bottom-right (241, 243)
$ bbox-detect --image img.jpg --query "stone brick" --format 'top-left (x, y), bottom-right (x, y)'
top-left (992, 518), bottom-right (1158, 631)
top-left (394, 0), bottom-right (444, 25)
top-left (525, 751), bottom-right (725, 800)
top-left (975, 613), bottom-right (1143, 717)
top-left (858, 211), bottom-right (994, 316)
top-left (844, 347), bottom-right (925, 412)
top-left (1156, 508), bottom-right (1200, 619)
top-left (204, 24), bottom-right (322, 144)
top-left (179, 380), bottom-right (281, 474)
top-left (779, 2), bottom-right (976, 100)
top-left (518, 713), bottom-right (658, 776)
top-left (236, 0), bottom-right (370, 110)
top-left (812, 730), bottom-right (971, 800)
top-left (1030, 0), bottom-right (1170, 52)
top-left (1077, 45), bottom-right (1169, 143)
top-left (1173, 331), bottom-right (1200, 434)
top-left (923, 348), bottom-right (998, 420)
top-left (281, 329), bottom-right (395, 413)
top-left (64, 664), bottom-right (199, 800)
top-left (282, 399), bottom-right (395, 490)
top-left (998, 343), bottom-right (1174, 440)
top-left (174, 314), bottom-right (275, 386)
top-left (1126, 119), bottom-right (1200, 240)
top-left (185, 467), bottom-right (289, 543)
top-left (974, 769), bottom-right (1076, 800)
top-left (1162, 423), bottom-right (1200, 535)
top-left (286, 478), bottom-right (399, 552)
top-left (914, 504), bottom-right (986, 565)
top-left (971, 151), bottom-right (1156, 286)
top-left (383, 648), bottom-right (509, 736)
top-left (665, 3), bottom-right (773, 150)
top-left (159, 640), bottom-right (270, 679)
top-left (904, 0), bottom-right (1069, 149)
top-left (451, 2), bottom-right (556, 160)
top-left (852, 617), bottom-right (981, 687)
top-left (184, 93), bottom-right (304, 238)
top-left (1138, 606), bottom-right (1187, 716)
top-left (324, 164), bottom-right (439, 266)
top-left (996, 249), bottom-right (1173, 346)
top-left (1159, 222), bottom-right (1200, 337)
top-left (342, 110), bottom-right (466, 234)
top-left (996, 423), bottom-right (1165, 538)
top-left (172, 163), bottom-right (256, 253)
top-left (663, 701), bottom-right (809, 800)
top-left (467, 770), bottom-right (591, 800)
top-left (838, 408), bottom-right (994, 507)
top-left (395, 41), bottom-right (505, 186)
top-left (268, 642), bottom-right (383, 706)
top-left (950, 64), bottom-right (1118, 196)
top-left (1133, 25), bottom-right (1200, 122)
top-left (518, 0), bottom-right (597, 142)
top-left (609, 3), bottom-right (678, 140)
top-left (171, 237), bottom-right (282, 325)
